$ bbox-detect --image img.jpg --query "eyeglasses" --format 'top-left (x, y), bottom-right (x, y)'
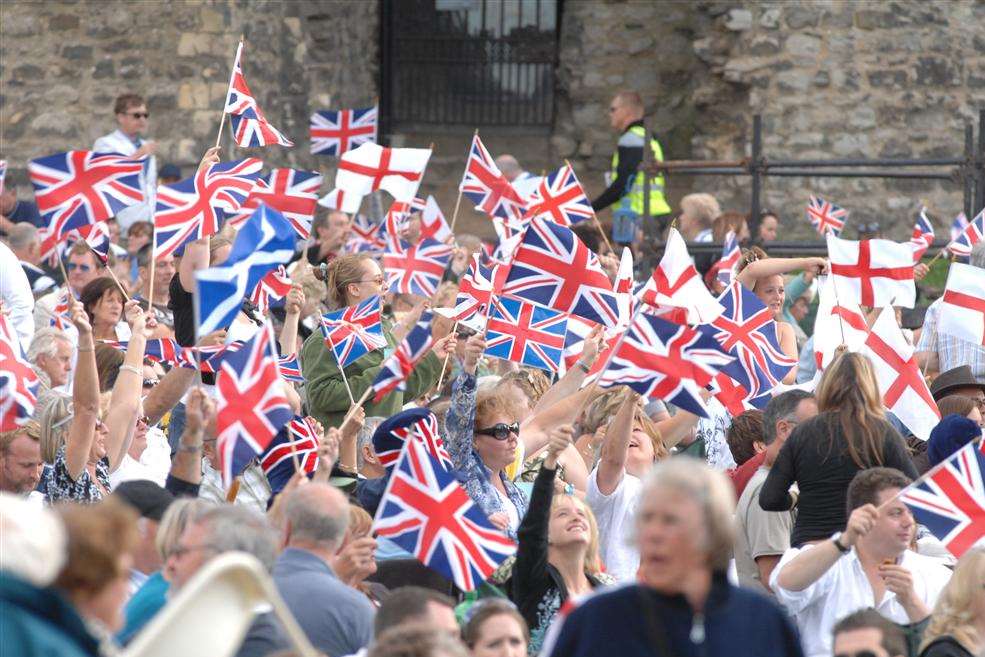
top-left (475, 422), bottom-right (520, 440)
top-left (834, 651), bottom-right (877, 657)
top-left (66, 263), bottom-right (92, 272)
top-left (125, 112), bottom-right (149, 119)
top-left (355, 276), bottom-right (386, 285)
top-left (170, 543), bottom-right (216, 559)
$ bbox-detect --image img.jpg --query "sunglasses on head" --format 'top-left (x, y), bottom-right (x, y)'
top-left (475, 422), bottom-right (519, 440)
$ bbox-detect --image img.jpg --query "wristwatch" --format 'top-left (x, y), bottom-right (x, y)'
top-left (831, 532), bottom-right (850, 554)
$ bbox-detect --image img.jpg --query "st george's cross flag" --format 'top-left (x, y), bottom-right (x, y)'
top-left (336, 142), bottom-right (430, 203)
top-left (154, 158), bottom-right (262, 258)
top-left (948, 208), bottom-right (985, 258)
top-left (807, 195), bottom-right (849, 237)
top-left (318, 187), bottom-right (363, 214)
top-left (310, 106), bottom-right (378, 156)
top-left (460, 134), bottom-right (526, 222)
top-left (195, 204), bottom-right (296, 336)
top-left (373, 437), bottom-right (517, 591)
top-left (827, 234), bottom-right (916, 308)
top-left (522, 163), bottom-right (594, 227)
top-left (812, 274), bottom-right (869, 371)
top-left (485, 297), bottom-right (568, 373)
top-left (503, 216), bottom-right (620, 328)
top-left (215, 323), bottom-right (293, 487)
top-left (384, 237), bottom-right (453, 298)
top-left (30, 151), bottom-right (144, 241)
top-left (319, 295), bottom-right (387, 369)
top-left (909, 207), bottom-right (935, 262)
top-left (615, 246), bottom-right (635, 329)
top-left (636, 228), bottom-right (723, 325)
top-left (227, 169), bottom-right (322, 239)
top-left (900, 441), bottom-right (985, 558)
top-left (0, 307), bottom-right (40, 432)
top-left (939, 262), bottom-right (985, 347)
top-left (371, 311), bottom-right (435, 402)
top-left (862, 306), bottom-right (940, 441)
top-left (222, 42), bottom-right (293, 147)
top-left (249, 264), bottom-right (293, 315)
top-left (261, 416), bottom-right (321, 494)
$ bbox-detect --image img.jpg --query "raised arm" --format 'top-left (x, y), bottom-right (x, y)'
top-left (177, 148), bottom-right (222, 291)
top-left (64, 298), bottom-right (100, 480)
top-left (104, 301), bottom-right (149, 472)
top-left (167, 387), bottom-right (213, 490)
top-left (533, 326), bottom-right (602, 414)
top-left (595, 390), bottom-right (635, 495)
top-left (278, 284), bottom-right (305, 356)
top-left (444, 333), bottom-right (485, 469)
top-left (736, 256), bottom-right (827, 290)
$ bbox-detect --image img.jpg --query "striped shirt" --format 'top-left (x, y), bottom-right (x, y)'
top-left (916, 297), bottom-right (985, 382)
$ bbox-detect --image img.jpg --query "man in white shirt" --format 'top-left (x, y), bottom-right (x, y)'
top-left (0, 240), bottom-right (35, 349)
top-left (770, 467), bottom-right (951, 657)
top-left (92, 93), bottom-right (157, 231)
top-left (6, 224), bottom-right (57, 297)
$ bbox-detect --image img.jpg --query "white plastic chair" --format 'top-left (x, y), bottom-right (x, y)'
top-left (123, 552), bottom-right (319, 657)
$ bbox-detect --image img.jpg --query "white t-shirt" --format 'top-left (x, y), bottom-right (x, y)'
top-left (586, 467), bottom-right (643, 582)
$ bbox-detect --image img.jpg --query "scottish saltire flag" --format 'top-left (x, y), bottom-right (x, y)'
top-left (102, 338), bottom-right (197, 370)
top-left (30, 151), bottom-right (144, 241)
top-left (0, 160), bottom-right (6, 195)
top-left (485, 297), bottom-right (567, 373)
top-left (384, 237), bottom-right (453, 298)
top-left (371, 311), bottom-right (434, 402)
top-left (699, 283), bottom-right (796, 398)
top-left (372, 438), bottom-right (517, 592)
top-left (0, 308), bottom-right (40, 432)
top-left (715, 231), bottom-right (741, 285)
top-left (806, 195), bottom-right (849, 236)
top-left (522, 163), bottom-right (594, 227)
top-left (335, 142), bottom-right (430, 203)
top-left (319, 295), bottom-right (387, 369)
top-left (900, 441), bottom-right (985, 558)
top-left (228, 169), bottom-right (322, 239)
top-left (373, 410), bottom-right (453, 471)
top-left (277, 352), bottom-right (304, 383)
top-left (215, 323), bottom-right (292, 487)
top-left (154, 158), bottom-right (262, 258)
top-left (503, 216), bottom-right (620, 328)
top-left (223, 42), bottom-right (293, 147)
top-left (249, 265), bottom-right (292, 315)
top-left (310, 106), bottom-right (378, 156)
top-left (948, 208), bottom-right (985, 258)
top-left (345, 213), bottom-right (386, 254)
top-left (909, 207), bottom-right (935, 262)
top-left (951, 212), bottom-right (970, 242)
top-left (460, 134), bottom-right (526, 222)
top-left (195, 204), bottom-right (296, 336)
top-left (261, 416), bottom-right (320, 494)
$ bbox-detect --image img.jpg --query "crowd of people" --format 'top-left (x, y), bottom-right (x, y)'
top-left (2, 89), bottom-right (984, 657)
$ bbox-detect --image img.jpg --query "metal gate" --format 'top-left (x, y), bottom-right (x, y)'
top-left (380, 0), bottom-right (558, 131)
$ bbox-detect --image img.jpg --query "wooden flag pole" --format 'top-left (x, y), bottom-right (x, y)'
top-left (432, 320), bottom-right (459, 396)
top-left (449, 129), bottom-right (479, 234)
top-left (226, 477), bottom-right (241, 502)
top-left (829, 276), bottom-right (847, 345)
top-left (564, 159), bottom-right (614, 254)
top-left (323, 333), bottom-right (356, 405)
top-left (103, 261), bottom-right (132, 302)
top-left (340, 387), bottom-right (374, 432)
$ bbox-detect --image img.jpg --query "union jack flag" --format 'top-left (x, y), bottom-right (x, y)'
top-left (319, 295), bottom-right (387, 369)
top-left (459, 134), bottom-right (526, 222)
top-left (0, 308), bottom-right (40, 432)
top-left (951, 212), bottom-right (970, 242)
top-left (49, 289), bottom-right (74, 331)
top-left (806, 195), bottom-right (849, 237)
top-left (709, 371), bottom-right (770, 417)
top-left (249, 265), bottom-right (292, 315)
top-left (228, 169), bottom-right (322, 239)
top-left (384, 237), bottom-right (453, 298)
top-left (522, 163), bottom-right (594, 227)
top-left (948, 208), bottom-right (985, 258)
top-left (561, 314), bottom-right (600, 374)
top-left (374, 410), bottom-right (453, 471)
top-left (277, 352), bottom-right (304, 383)
top-left (594, 313), bottom-right (733, 418)
top-left (29, 151), bottom-right (144, 241)
top-left (310, 106), bottom-right (378, 156)
top-left (382, 196), bottom-right (427, 242)
top-left (372, 437), bottom-right (517, 592)
top-left (223, 42), bottom-right (293, 148)
top-left (215, 323), bottom-right (293, 488)
top-left (485, 297), bottom-right (567, 373)
top-left (261, 416), bottom-right (320, 494)
top-left (900, 441), bottom-right (985, 558)
top-left (715, 230), bottom-right (741, 285)
top-left (199, 340), bottom-right (246, 374)
top-left (371, 311), bottom-right (434, 402)
top-left (699, 283), bottom-right (796, 397)
top-left (345, 213), bottom-right (386, 253)
top-left (153, 158), bottom-right (262, 258)
top-left (909, 207), bottom-right (935, 262)
top-left (435, 254), bottom-right (500, 326)
top-left (73, 222), bottom-right (112, 265)
top-left (101, 338), bottom-right (197, 370)
top-left (503, 216), bottom-right (620, 328)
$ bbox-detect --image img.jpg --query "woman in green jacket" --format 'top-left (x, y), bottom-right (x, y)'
top-left (300, 252), bottom-right (452, 429)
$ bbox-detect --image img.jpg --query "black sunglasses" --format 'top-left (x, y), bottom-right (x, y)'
top-left (475, 422), bottom-right (519, 441)
top-left (125, 112), bottom-right (150, 119)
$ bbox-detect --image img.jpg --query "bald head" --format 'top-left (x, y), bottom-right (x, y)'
top-left (494, 154), bottom-right (522, 181)
top-left (283, 482), bottom-right (350, 552)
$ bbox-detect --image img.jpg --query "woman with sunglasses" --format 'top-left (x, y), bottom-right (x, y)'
top-left (301, 252), bottom-right (455, 429)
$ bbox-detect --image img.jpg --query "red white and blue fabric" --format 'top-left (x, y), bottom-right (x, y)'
top-left (637, 228), bottom-right (723, 325)
top-left (593, 313), bottom-right (733, 418)
top-left (0, 309), bottom-right (39, 432)
top-left (561, 314), bottom-right (600, 374)
top-left (459, 134), bottom-right (526, 222)
top-left (434, 254), bottom-right (503, 328)
top-left (310, 106), bottom-right (378, 156)
top-left (806, 195), bottom-right (849, 237)
top-left (249, 265), bottom-right (292, 315)
top-left (102, 338), bottom-right (197, 370)
top-left (345, 213), bottom-right (386, 254)
top-left (485, 297), bottom-right (567, 373)
top-left (215, 324), bottom-right (293, 487)
top-left (375, 411), bottom-right (453, 472)
top-left (198, 340), bottom-right (246, 374)
top-left (862, 306), bottom-right (940, 441)
top-left (709, 371), bottom-right (770, 417)
top-left (319, 295), bottom-right (386, 369)
top-left (371, 311), bottom-right (434, 402)
top-left (900, 441), bottom-right (985, 558)
top-left (939, 262), bottom-right (985, 347)
top-left (261, 416), bottom-right (320, 494)
top-left (503, 216), bottom-right (619, 328)
top-left (827, 234), bottom-right (916, 308)
top-left (381, 196), bottom-right (427, 242)
top-left (948, 208), bottom-right (985, 258)
top-left (29, 151), bottom-right (144, 241)
top-left (699, 283), bottom-right (796, 398)
top-left (372, 437), bottom-right (517, 592)
top-left (335, 142), bottom-right (430, 203)
top-left (420, 195), bottom-right (454, 243)
top-left (223, 42), bottom-right (293, 148)
top-left (228, 169), bottom-right (322, 239)
top-left (384, 236), bottom-right (453, 298)
top-left (277, 353), bottom-right (304, 383)
top-left (715, 230), bottom-right (741, 285)
top-left (49, 289), bottom-right (74, 331)
top-left (909, 208), bottom-right (935, 262)
top-left (71, 221), bottom-right (112, 265)
top-left (522, 163), bottom-right (594, 227)
top-left (154, 158), bottom-right (262, 258)
top-left (951, 212), bottom-right (970, 243)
